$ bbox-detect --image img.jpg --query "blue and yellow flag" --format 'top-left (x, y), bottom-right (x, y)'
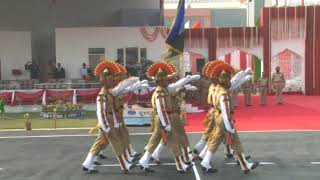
top-left (163, 0), bottom-right (185, 60)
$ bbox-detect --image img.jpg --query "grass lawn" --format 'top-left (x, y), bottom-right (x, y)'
top-left (0, 112), bottom-right (98, 129)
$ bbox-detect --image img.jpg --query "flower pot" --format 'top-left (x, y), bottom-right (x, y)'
top-left (25, 122), bottom-right (32, 131)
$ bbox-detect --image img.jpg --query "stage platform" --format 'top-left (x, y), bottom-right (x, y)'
top-left (185, 95), bottom-right (320, 132)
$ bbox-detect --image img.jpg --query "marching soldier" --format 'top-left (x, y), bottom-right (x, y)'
top-left (151, 80), bottom-right (198, 165)
top-left (139, 62), bottom-right (193, 173)
top-left (200, 63), bottom-right (259, 174)
top-left (82, 61), bottom-right (131, 173)
top-left (258, 72), bottom-right (268, 105)
top-left (193, 61), bottom-right (224, 157)
top-left (82, 61), bottom-right (148, 174)
top-left (272, 66), bottom-right (286, 104)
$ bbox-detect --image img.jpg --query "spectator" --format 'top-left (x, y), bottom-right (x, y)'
top-left (30, 62), bottom-right (40, 79)
top-left (55, 63), bottom-right (66, 79)
top-left (80, 63), bottom-right (89, 80)
top-left (48, 60), bottom-right (56, 79)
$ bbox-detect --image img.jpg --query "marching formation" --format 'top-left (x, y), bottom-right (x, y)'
top-left (82, 59), bottom-right (259, 174)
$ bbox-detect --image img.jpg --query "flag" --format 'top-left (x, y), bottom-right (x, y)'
top-left (192, 21), bottom-right (201, 29)
top-left (184, 20), bottom-right (190, 29)
top-left (164, 0), bottom-right (185, 60)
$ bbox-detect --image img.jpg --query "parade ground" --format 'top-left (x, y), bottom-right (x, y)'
top-left (0, 128), bottom-right (320, 180)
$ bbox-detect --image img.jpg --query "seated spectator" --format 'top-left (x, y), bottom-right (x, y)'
top-left (55, 63), bottom-right (66, 79)
top-left (80, 63), bottom-right (89, 80)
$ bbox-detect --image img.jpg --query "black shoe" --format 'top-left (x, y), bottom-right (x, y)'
top-left (251, 162), bottom-right (259, 170)
top-left (93, 161), bottom-right (101, 165)
top-left (192, 149), bottom-right (199, 155)
top-left (133, 152), bottom-right (142, 158)
top-left (132, 156), bottom-right (139, 163)
top-left (82, 167), bottom-right (99, 174)
top-left (186, 164), bottom-right (193, 171)
top-left (99, 154), bottom-right (107, 159)
top-left (201, 166), bottom-right (218, 173)
top-left (236, 155), bottom-right (252, 165)
top-left (139, 165), bottom-right (154, 172)
top-left (122, 169), bottom-right (129, 174)
top-left (225, 153), bottom-right (233, 159)
top-left (151, 157), bottom-right (161, 165)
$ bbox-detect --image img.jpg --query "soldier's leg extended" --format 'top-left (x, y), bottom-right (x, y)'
top-left (230, 131), bottom-right (259, 173)
top-left (166, 129), bottom-right (191, 172)
top-left (107, 129), bottom-right (134, 172)
top-left (82, 131), bottom-right (108, 173)
top-left (139, 117), bottom-right (162, 171)
top-left (200, 117), bottom-right (225, 172)
top-left (193, 111), bottom-right (215, 155)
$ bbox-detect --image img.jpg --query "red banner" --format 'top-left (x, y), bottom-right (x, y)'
top-left (0, 91), bottom-right (13, 104)
top-left (15, 90), bottom-right (44, 100)
top-left (46, 89), bottom-right (74, 98)
top-left (76, 88), bottom-right (100, 97)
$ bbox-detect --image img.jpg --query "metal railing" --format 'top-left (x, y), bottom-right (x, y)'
top-left (34, 82), bottom-right (101, 89)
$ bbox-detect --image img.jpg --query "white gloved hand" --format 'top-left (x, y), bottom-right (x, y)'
top-left (184, 84), bottom-right (197, 91)
top-left (164, 125), bottom-right (171, 132)
top-left (190, 75), bottom-right (200, 81)
top-left (103, 127), bottom-right (110, 134)
top-left (227, 128), bottom-right (235, 134)
top-left (114, 121), bottom-right (120, 129)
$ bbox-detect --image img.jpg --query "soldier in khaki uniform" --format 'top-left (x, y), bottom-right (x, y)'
top-left (82, 61), bottom-right (131, 173)
top-left (192, 61), bottom-right (225, 157)
top-left (151, 79), bottom-right (199, 165)
top-left (82, 61), bottom-right (149, 174)
top-left (139, 62), bottom-right (194, 173)
top-left (272, 66), bottom-right (286, 104)
top-left (200, 63), bottom-right (258, 174)
top-left (241, 78), bottom-right (253, 106)
top-left (258, 72), bottom-right (268, 105)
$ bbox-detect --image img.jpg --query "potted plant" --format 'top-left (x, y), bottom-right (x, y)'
top-left (24, 113), bottom-right (32, 130)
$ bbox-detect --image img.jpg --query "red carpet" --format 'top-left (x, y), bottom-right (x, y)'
top-left (185, 95), bottom-right (320, 132)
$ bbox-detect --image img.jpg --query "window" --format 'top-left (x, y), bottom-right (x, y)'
top-left (117, 49), bottom-right (124, 64)
top-left (125, 47), bottom-right (139, 66)
top-left (88, 48), bottom-right (105, 55)
top-left (88, 48), bottom-right (105, 69)
top-left (140, 48), bottom-right (147, 61)
top-left (116, 47), bottom-right (147, 77)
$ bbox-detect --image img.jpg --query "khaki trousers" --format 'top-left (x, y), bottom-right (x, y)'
top-left (259, 87), bottom-right (268, 105)
top-left (207, 113), bottom-right (244, 155)
top-left (274, 82), bottom-right (284, 103)
top-left (201, 108), bottom-right (216, 141)
top-left (243, 90), bottom-right (252, 106)
top-left (146, 115), bottom-right (180, 157)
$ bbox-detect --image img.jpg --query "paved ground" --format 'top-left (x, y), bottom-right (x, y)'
top-left (0, 129), bottom-right (320, 180)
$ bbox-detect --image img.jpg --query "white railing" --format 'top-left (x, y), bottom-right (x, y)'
top-left (34, 82), bottom-right (101, 89)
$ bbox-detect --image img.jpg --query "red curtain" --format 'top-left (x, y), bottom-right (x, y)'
top-left (76, 88), bottom-right (100, 104)
top-left (0, 91), bottom-right (13, 104)
top-left (240, 51), bottom-right (247, 70)
top-left (15, 90), bottom-right (44, 100)
top-left (77, 88), bottom-right (100, 97)
top-left (305, 6), bottom-right (320, 95)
